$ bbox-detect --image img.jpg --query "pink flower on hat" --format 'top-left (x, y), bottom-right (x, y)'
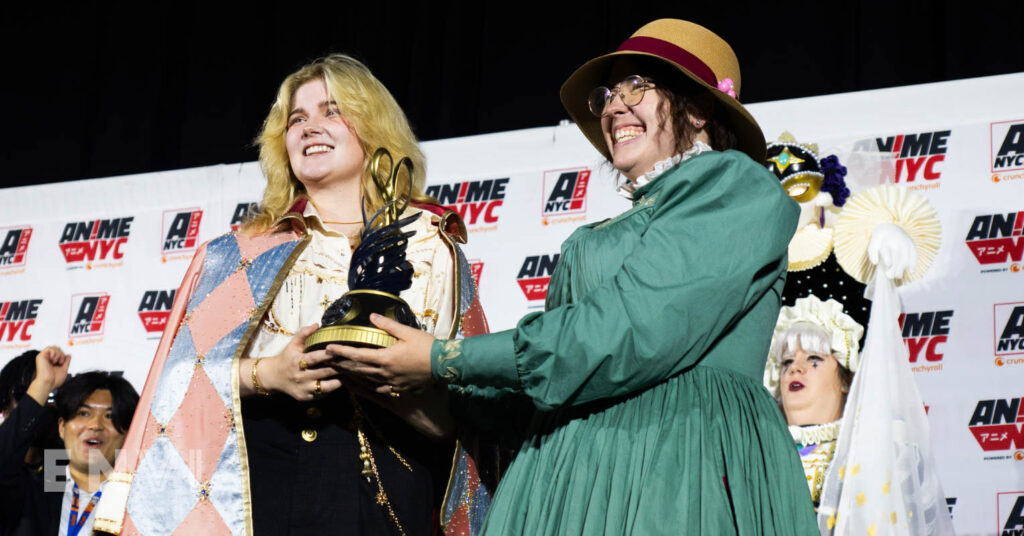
top-left (717, 78), bottom-right (737, 99)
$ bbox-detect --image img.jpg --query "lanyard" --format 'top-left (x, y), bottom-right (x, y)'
top-left (68, 483), bottom-right (102, 536)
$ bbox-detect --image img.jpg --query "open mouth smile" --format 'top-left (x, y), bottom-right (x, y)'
top-left (613, 125), bottom-right (645, 144)
top-left (304, 144), bottom-right (333, 156)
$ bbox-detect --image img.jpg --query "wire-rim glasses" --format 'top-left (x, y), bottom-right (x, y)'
top-left (587, 75), bottom-right (655, 117)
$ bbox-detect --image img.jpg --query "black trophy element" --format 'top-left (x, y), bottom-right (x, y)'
top-left (304, 148), bottom-right (421, 351)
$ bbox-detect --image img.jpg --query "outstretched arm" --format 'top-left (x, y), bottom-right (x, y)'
top-left (335, 153), bottom-right (797, 410)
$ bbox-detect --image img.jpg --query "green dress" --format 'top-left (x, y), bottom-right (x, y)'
top-left (434, 150), bottom-right (818, 534)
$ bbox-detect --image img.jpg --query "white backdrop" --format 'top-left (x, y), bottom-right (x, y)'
top-left (2, 73), bottom-right (1023, 535)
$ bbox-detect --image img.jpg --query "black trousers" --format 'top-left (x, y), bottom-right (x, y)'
top-left (243, 391), bottom-right (451, 535)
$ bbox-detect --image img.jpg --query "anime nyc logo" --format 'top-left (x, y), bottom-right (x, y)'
top-left (899, 310), bottom-right (952, 372)
top-left (542, 168), bottom-right (590, 225)
top-left (994, 303), bottom-right (1024, 366)
top-left (230, 202), bottom-right (258, 232)
top-left (966, 211), bottom-right (1024, 273)
top-left (991, 120), bottom-right (1024, 184)
top-left (0, 299), bottom-right (42, 347)
top-left (58, 217), bottom-right (133, 269)
top-left (425, 178), bottom-right (510, 231)
top-left (0, 225), bottom-right (32, 272)
top-left (68, 293), bottom-right (110, 342)
top-left (517, 254), bottom-right (559, 304)
top-left (999, 492), bottom-right (1024, 536)
top-left (138, 290), bottom-right (175, 336)
top-left (469, 261), bottom-right (484, 288)
top-left (162, 208), bottom-right (203, 260)
top-left (969, 397), bottom-right (1024, 460)
top-left (854, 130), bottom-right (950, 189)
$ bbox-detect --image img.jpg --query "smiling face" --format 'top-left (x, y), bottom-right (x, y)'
top-left (600, 82), bottom-right (678, 181)
top-left (285, 79), bottom-right (365, 193)
top-left (58, 389), bottom-right (125, 477)
top-left (779, 340), bottom-right (847, 426)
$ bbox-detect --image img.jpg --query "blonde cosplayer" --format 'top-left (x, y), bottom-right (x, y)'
top-left (246, 54), bottom-right (429, 233)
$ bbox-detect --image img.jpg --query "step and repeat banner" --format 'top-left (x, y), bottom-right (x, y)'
top-left (2, 73), bottom-right (1022, 535)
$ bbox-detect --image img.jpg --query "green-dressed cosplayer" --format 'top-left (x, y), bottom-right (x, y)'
top-left (336, 19), bottom-right (818, 534)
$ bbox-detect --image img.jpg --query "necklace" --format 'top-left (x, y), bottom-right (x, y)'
top-left (322, 220), bottom-right (362, 225)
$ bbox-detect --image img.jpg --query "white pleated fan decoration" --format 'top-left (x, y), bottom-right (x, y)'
top-left (834, 185), bottom-right (941, 285)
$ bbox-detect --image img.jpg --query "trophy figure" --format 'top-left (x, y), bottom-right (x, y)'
top-left (303, 148), bottom-right (420, 351)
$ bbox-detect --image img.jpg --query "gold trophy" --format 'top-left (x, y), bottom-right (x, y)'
top-left (303, 148), bottom-right (420, 351)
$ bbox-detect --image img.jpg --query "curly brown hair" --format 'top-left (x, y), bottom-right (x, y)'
top-left (657, 85), bottom-right (738, 155)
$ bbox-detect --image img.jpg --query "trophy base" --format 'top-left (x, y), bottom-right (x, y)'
top-left (303, 289), bottom-right (418, 352)
top-left (304, 325), bottom-right (397, 351)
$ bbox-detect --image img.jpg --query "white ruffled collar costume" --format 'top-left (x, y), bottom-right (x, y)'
top-left (790, 420), bottom-right (842, 447)
top-left (616, 141), bottom-right (713, 199)
top-left (791, 420), bottom-right (842, 506)
top-left (793, 421), bottom-right (840, 506)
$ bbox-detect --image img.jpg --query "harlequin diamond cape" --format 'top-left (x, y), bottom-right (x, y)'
top-left (91, 202), bottom-right (494, 536)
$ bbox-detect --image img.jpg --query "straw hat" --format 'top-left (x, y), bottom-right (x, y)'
top-left (560, 19), bottom-right (766, 162)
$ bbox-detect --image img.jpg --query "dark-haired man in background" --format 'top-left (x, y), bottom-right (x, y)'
top-left (0, 347), bottom-right (139, 536)
top-left (0, 350), bottom-right (38, 423)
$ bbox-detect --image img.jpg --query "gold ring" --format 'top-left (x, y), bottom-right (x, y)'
top-left (388, 385), bottom-right (400, 399)
top-left (299, 358), bottom-right (308, 371)
top-left (314, 380), bottom-right (323, 397)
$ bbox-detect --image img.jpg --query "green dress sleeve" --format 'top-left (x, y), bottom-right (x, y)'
top-left (432, 151), bottom-right (799, 410)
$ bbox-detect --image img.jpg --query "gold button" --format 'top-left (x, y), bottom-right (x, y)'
top-left (301, 429), bottom-right (318, 442)
top-left (306, 407), bottom-right (322, 419)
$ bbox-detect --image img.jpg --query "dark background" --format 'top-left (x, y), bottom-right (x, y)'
top-left (2, 1), bottom-right (1021, 189)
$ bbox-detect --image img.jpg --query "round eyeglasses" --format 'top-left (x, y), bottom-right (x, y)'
top-left (587, 75), bottom-right (655, 117)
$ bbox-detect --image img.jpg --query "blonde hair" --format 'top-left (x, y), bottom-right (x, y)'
top-left (245, 54), bottom-right (428, 234)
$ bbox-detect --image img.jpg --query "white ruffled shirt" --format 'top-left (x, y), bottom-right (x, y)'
top-left (246, 203), bottom-right (455, 360)
top-left (615, 141), bottom-right (713, 199)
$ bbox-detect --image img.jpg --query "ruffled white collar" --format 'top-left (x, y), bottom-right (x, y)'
top-left (789, 419), bottom-right (842, 446)
top-left (616, 141), bottom-right (713, 198)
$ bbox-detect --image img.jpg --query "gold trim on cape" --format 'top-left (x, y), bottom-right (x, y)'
top-left (232, 232), bottom-right (311, 536)
top-left (436, 209), bottom-right (465, 340)
top-left (439, 438), bottom-right (463, 531)
top-left (433, 208), bottom-right (470, 530)
top-left (91, 472), bottom-right (134, 533)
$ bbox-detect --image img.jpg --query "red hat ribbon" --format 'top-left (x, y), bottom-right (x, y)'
top-left (616, 36), bottom-right (718, 88)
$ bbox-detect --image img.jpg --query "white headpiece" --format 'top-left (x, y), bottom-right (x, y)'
top-left (763, 295), bottom-right (864, 394)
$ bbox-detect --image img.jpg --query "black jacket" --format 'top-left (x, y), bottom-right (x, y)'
top-left (0, 395), bottom-right (63, 536)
